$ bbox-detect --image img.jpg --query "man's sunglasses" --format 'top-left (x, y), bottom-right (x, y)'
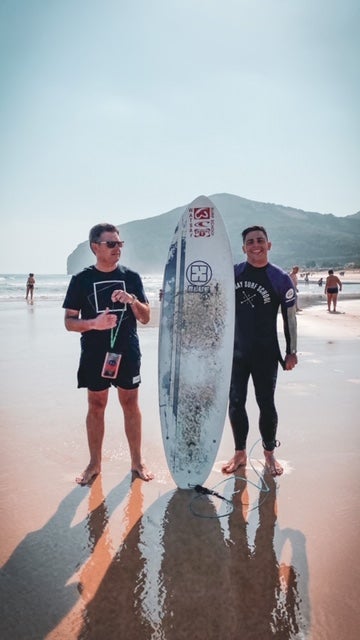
top-left (96, 240), bottom-right (125, 248)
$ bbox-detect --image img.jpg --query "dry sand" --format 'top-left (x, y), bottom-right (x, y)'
top-left (0, 297), bottom-right (359, 639)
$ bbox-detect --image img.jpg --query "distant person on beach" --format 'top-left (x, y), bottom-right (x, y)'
top-left (289, 266), bottom-right (302, 312)
top-left (222, 225), bottom-right (298, 477)
top-left (63, 223), bottom-right (154, 485)
top-left (324, 269), bottom-right (342, 313)
top-left (25, 273), bottom-right (35, 303)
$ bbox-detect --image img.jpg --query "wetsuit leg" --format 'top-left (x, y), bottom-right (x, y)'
top-left (251, 357), bottom-right (279, 451)
top-left (229, 356), bottom-right (251, 450)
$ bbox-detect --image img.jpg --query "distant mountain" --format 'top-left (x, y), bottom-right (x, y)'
top-left (66, 193), bottom-right (360, 275)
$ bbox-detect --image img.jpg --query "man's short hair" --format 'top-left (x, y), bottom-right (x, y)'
top-left (89, 223), bottom-right (119, 245)
top-left (242, 225), bottom-right (268, 243)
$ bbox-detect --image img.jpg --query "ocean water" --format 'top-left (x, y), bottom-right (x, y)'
top-left (1, 273), bottom-right (360, 304)
top-left (0, 273), bottom-right (164, 304)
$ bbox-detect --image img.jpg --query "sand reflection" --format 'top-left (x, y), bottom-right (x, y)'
top-left (74, 474), bottom-right (309, 639)
top-left (158, 475), bottom-right (308, 639)
top-left (0, 474), bottom-right (309, 638)
top-left (0, 470), bottom-right (309, 639)
top-left (78, 477), bottom-right (155, 638)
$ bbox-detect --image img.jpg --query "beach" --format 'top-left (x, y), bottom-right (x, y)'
top-left (1, 294), bottom-right (360, 639)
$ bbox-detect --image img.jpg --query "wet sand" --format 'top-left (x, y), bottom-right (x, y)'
top-left (1, 297), bottom-right (360, 639)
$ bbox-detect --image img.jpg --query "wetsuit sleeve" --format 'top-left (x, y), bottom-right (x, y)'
top-left (283, 304), bottom-right (297, 354)
top-left (280, 274), bottom-right (297, 354)
top-left (267, 264), bottom-right (297, 356)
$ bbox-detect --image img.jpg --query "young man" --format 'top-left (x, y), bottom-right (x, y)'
top-left (222, 225), bottom-right (298, 477)
top-left (63, 223), bottom-right (153, 484)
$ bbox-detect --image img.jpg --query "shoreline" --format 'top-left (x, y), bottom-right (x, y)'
top-left (1, 289), bottom-right (360, 325)
top-left (297, 290), bottom-right (360, 309)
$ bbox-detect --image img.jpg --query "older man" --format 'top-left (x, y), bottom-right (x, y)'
top-left (63, 222), bottom-right (153, 484)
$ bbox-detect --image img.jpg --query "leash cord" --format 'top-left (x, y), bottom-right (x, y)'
top-left (189, 438), bottom-right (272, 519)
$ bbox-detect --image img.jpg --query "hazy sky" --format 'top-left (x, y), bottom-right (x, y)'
top-left (1, 0), bottom-right (359, 273)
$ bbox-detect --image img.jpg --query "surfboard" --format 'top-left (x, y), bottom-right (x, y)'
top-left (158, 195), bottom-right (235, 489)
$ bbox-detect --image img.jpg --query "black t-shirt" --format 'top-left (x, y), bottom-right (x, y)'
top-left (233, 261), bottom-right (296, 359)
top-left (63, 265), bottom-right (148, 356)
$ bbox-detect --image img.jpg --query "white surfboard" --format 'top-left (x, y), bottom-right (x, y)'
top-left (158, 195), bottom-right (235, 489)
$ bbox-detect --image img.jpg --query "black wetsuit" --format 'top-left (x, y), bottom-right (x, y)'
top-left (63, 265), bottom-right (148, 390)
top-left (229, 262), bottom-right (297, 451)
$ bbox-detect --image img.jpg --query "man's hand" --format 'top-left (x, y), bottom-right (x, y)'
top-left (284, 353), bottom-right (298, 370)
top-left (111, 289), bottom-right (134, 306)
top-left (95, 308), bottom-right (118, 330)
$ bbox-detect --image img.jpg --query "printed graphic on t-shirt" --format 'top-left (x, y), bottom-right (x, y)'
top-left (235, 280), bottom-right (271, 306)
top-left (91, 280), bottom-right (127, 313)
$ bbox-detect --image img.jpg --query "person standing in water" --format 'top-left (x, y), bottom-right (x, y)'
top-left (26, 273), bottom-right (35, 303)
top-left (324, 269), bottom-right (342, 312)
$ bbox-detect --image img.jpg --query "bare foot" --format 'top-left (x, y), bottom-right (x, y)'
top-left (264, 451), bottom-right (283, 476)
top-left (222, 451), bottom-right (247, 474)
top-left (131, 462), bottom-right (154, 481)
top-left (75, 465), bottom-right (100, 486)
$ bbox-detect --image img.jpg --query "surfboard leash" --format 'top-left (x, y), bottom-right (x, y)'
top-left (189, 438), bottom-right (273, 519)
top-left (193, 484), bottom-right (233, 504)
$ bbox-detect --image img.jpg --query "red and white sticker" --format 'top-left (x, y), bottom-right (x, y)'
top-left (189, 207), bottom-right (215, 238)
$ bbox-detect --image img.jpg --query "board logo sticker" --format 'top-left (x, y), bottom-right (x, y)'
top-left (188, 206), bottom-right (215, 237)
top-left (186, 260), bottom-right (212, 293)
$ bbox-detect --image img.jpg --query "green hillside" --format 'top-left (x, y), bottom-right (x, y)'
top-left (67, 194), bottom-right (360, 274)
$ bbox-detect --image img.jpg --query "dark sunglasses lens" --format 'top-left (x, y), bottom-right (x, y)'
top-left (106, 241), bottom-right (122, 248)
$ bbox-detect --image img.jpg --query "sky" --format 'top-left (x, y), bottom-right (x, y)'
top-left (1, 0), bottom-right (359, 274)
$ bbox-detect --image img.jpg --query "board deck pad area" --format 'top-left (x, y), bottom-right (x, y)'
top-left (158, 195), bottom-right (235, 489)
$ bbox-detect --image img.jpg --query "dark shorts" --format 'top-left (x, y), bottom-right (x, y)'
top-left (77, 349), bottom-right (141, 391)
top-left (327, 287), bottom-right (338, 294)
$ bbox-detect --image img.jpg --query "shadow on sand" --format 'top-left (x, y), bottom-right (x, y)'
top-left (78, 473), bottom-right (310, 639)
top-left (0, 477), bottom-right (130, 639)
top-left (1, 474), bottom-right (310, 639)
